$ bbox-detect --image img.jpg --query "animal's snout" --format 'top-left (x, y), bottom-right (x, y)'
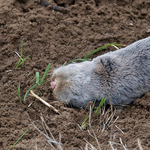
top-left (50, 81), bottom-right (57, 90)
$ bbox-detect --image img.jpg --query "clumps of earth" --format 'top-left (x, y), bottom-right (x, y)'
top-left (1, 0), bottom-right (150, 149)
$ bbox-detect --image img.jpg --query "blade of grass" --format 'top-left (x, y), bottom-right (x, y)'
top-left (90, 119), bottom-right (93, 126)
top-left (40, 63), bottom-right (51, 85)
top-left (84, 43), bottom-right (116, 58)
top-left (113, 43), bottom-right (126, 47)
top-left (81, 114), bottom-right (88, 128)
top-left (36, 72), bottom-right (40, 83)
top-left (9, 129), bottom-right (29, 150)
top-left (95, 97), bottom-right (106, 115)
top-left (67, 43), bottom-right (124, 65)
top-left (24, 64), bottom-right (51, 101)
top-left (84, 42), bottom-right (117, 58)
top-left (67, 58), bottom-right (91, 64)
top-left (17, 81), bottom-right (21, 103)
top-left (16, 55), bottom-right (30, 68)
top-left (24, 83), bottom-right (38, 101)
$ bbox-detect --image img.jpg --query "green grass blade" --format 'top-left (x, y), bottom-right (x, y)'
top-left (95, 97), bottom-right (106, 115)
top-left (84, 42), bottom-right (116, 58)
top-left (67, 43), bottom-right (123, 65)
top-left (16, 40), bottom-right (23, 67)
top-left (67, 58), bottom-right (91, 64)
top-left (36, 72), bottom-right (40, 83)
top-left (113, 43), bottom-right (124, 47)
top-left (17, 81), bottom-right (22, 103)
top-left (40, 63), bottom-right (51, 85)
top-left (9, 129), bottom-right (29, 150)
top-left (16, 55), bottom-right (30, 68)
top-left (81, 114), bottom-right (88, 128)
top-left (24, 64), bottom-right (50, 101)
top-left (24, 83), bottom-right (38, 101)
top-left (90, 119), bottom-right (93, 126)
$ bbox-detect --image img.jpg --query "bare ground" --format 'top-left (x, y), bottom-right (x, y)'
top-left (1, 0), bottom-right (150, 149)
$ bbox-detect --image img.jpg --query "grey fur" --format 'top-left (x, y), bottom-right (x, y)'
top-left (51, 36), bottom-right (150, 108)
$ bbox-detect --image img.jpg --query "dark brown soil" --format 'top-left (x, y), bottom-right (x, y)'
top-left (1, 0), bottom-right (150, 149)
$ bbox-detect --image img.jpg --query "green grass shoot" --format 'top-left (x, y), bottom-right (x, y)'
top-left (67, 58), bottom-right (91, 64)
top-left (24, 83), bottom-right (38, 101)
top-left (9, 129), bottom-right (29, 150)
top-left (16, 40), bottom-right (30, 68)
top-left (68, 42), bottom-right (123, 65)
top-left (84, 42), bottom-right (120, 58)
top-left (95, 97), bottom-right (106, 115)
top-left (17, 81), bottom-right (22, 103)
top-left (36, 72), bottom-right (40, 83)
top-left (40, 63), bottom-right (51, 85)
top-left (81, 114), bottom-right (88, 128)
top-left (24, 63), bottom-right (51, 101)
top-left (81, 98), bottom-right (106, 128)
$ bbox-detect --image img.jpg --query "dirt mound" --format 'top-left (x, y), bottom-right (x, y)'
top-left (1, 0), bottom-right (150, 149)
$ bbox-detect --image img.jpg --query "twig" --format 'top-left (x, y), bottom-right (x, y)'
top-left (107, 110), bottom-right (116, 127)
top-left (137, 138), bottom-right (143, 150)
top-left (84, 138), bottom-right (97, 150)
top-left (89, 105), bottom-right (92, 128)
top-left (15, 51), bottom-right (23, 61)
top-left (77, 124), bottom-right (83, 131)
top-left (27, 116), bottom-right (55, 149)
top-left (25, 112), bottom-right (62, 149)
top-left (35, 142), bottom-right (38, 150)
top-left (40, 114), bottom-right (63, 149)
top-left (30, 90), bottom-right (59, 114)
top-left (92, 129), bottom-right (101, 150)
top-left (57, 133), bottom-right (63, 150)
top-left (109, 141), bottom-right (125, 150)
top-left (80, 146), bottom-right (84, 150)
top-left (119, 137), bottom-right (128, 150)
top-left (109, 116), bottom-right (119, 127)
top-left (40, 115), bottom-right (55, 141)
top-left (109, 141), bottom-right (115, 150)
top-left (102, 110), bottom-right (114, 132)
top-left (111, 44), bottom-right (119, 50)
top-left (115, 125), bottom-right (125, 134)
top-left (87, 129), bottom-right (101, 150)
top-left (28, 101), bottom-right (34, 107)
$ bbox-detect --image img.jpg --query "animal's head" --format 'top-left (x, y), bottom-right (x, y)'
top-left (50, 61), bottom-right (95, 108)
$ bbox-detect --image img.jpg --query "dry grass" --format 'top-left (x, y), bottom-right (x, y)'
top-left (25, 112), bottom-right (63, 150)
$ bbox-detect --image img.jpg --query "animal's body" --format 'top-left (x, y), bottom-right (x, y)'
top-left (51, 37), bottom-right (150, 108)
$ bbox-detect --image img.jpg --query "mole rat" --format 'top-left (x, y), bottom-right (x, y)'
top-left (50, 36), bottom-right (150, 108)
